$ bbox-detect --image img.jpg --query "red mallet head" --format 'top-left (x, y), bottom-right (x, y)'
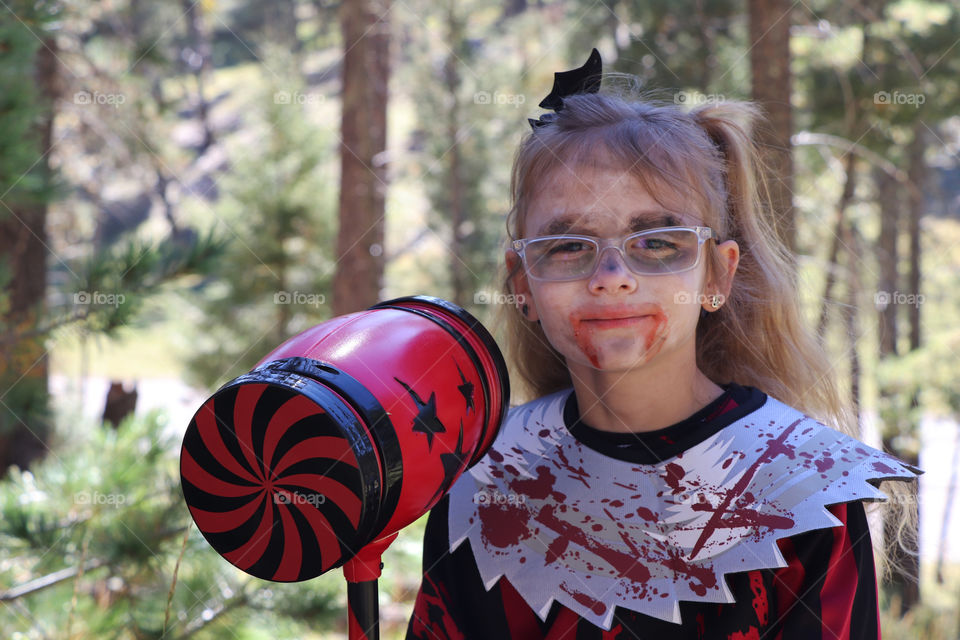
top-left (180, 296), bottom-right (509, 581)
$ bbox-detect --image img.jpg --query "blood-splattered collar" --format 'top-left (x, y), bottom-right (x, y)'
top-left (448, 388), bottom-right (921, 629)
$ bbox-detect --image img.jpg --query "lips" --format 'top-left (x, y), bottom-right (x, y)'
top-left (581, 316), bottom-right (650, 330)
top-left (575, 304), bottom-right (661, 325)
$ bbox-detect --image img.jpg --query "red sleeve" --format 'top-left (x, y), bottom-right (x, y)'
top-left (770, 501), bottom-right (880, 640)
top-left (406, 496), bottom-right (468, 640)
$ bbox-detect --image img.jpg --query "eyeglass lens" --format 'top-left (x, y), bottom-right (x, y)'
top-left (525, 229), bottom-right (702, 280)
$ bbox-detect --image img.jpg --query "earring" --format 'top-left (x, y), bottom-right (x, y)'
top-left (521, 304), bottom-right (529, 317)
top-left (711, 295), bottom-right (720, 309)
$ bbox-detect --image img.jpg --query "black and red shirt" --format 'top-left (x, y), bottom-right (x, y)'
top-left (406, 384), bottom-right (881, 639)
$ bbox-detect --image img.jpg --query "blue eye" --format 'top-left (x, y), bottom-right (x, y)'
top-left (547, 241), bottom-right (590, 255)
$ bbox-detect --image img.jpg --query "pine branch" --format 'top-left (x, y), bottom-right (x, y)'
top-left (0, 558), bottom-right (106, 602)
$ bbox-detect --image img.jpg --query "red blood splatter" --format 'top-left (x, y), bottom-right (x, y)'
top-left (608, 499), bottom-right (624, 508)
top-left (545, 534), bottom-right (570, 564)
top-left (688, 418), bottom-right (802, 560)
top-left (488, 449), bottom-right (503, 462)
top-left (538, 429), bottom-right (550, 438)
top-left (536, 504), bottom-right (651, 582)
top-left (560, 582), bottom-right (607, 616)
top-left (664, 549), bottom-right (717, 596)
top-left (592, 523), bottom-right (603, 531)
top-left (662, 462), bottom-right (686, 494)
top-left (815, 456), bottom-right (834, 473)
top-left (636, 506), bottom-right (657, 521)
top-left (478, 501), bottom-right (530, 548)
top-left (570, 314), bottom-right (601, 367)
top-left (749, 570), bottom-right (768, 624)
top-left (728, 628), bottom-right (760, 640)
top-left (554, 445), bottom-right (592, 489)
top-left (872, 461), bottom-right (897, 474)
top-left (509, 465), bottom-right (567, 502)
top-left (602, 623), bottom-right (623, 639)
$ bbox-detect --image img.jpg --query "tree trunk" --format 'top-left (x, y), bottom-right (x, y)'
top-left (445, 4), bottom-right (467, 308)
top-left (816, 152), bottom-right (857, 341)
top-left (333, 0), bottom-right (390, 315)
top-left (0, 38), bottom-right (58, 475)
top-left (875, 167), bottom-right (899, 357)
top-left (182, 0), bottom-right (215, 155)
top-left (875, 157), bottom-right (921, 611)
top-left (748, 0), bottom-right (795, 253)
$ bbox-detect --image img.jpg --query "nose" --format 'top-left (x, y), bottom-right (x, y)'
top-left (588, 246), bottom-right (638, 294)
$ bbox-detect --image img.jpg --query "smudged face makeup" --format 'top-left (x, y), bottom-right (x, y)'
top-left (515, 165), bottom-right (710, 373)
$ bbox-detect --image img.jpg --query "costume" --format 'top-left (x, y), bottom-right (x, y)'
top-left (406, 383), bottom-right (919, 639)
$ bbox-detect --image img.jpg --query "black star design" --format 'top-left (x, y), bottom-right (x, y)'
top-left (455, 361), bottom-right (475, 413)
top-left (428, 420), bottom-right (468, 507)
top-left (394, 377), bottom-right (447, 449)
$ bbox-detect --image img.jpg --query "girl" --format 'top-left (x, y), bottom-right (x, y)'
top-left (406, 49), bottom-right (918, 640)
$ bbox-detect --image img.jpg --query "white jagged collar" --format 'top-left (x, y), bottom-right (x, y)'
top-left (448, 388), bottom-right (920, 629)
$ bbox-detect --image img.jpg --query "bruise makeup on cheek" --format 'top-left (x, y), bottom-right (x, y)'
top-left (569, 307), bottom-right (669, 368)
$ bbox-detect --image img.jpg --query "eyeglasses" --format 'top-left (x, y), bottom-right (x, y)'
top-left (511, 226), bottom-right (714, 281)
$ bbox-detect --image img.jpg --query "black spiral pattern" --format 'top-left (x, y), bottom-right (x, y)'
top-left (181, 381), bottom-right (369, 581)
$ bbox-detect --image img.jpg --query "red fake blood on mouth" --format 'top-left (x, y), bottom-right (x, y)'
top-left (570, 314), bottom-right (600, 367)
top-left (478, 500), bottom-right (531, 549)
top-left (570, 309), bottom-right (669, 367)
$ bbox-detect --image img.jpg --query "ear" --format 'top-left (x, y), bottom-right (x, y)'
top-left (702, 239), bottom-right (739, 312)
top-left (505, 249), bottom-right (539, 322)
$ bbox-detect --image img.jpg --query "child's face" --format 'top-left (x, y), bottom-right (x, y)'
top-left (509, 164), bottom-right (736, 374)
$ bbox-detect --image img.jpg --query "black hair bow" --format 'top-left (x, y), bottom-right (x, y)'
top-left (527, 48), bottom-right (603, 131)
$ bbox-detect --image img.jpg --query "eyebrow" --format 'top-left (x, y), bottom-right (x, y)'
top-left (536, 212), bottom-right (681, 236)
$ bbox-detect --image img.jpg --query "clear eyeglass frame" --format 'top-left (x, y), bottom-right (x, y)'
top-left (510, 226), bottom-right (715, 282)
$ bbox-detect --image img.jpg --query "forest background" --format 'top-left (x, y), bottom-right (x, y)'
top-left (2, 0), bottom-right (960, 637)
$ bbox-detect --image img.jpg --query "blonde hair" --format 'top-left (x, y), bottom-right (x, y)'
top-left (494, 88), bottom-right (915, 577)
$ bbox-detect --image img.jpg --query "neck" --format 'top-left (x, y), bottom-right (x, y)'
top-left (567, 351), bottom-right (724, 434)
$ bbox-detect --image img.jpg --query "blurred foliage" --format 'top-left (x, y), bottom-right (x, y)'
top-left (182, 63), bottom-right (337, 391)
top-left (0, 411), bottom-right (345, 638)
